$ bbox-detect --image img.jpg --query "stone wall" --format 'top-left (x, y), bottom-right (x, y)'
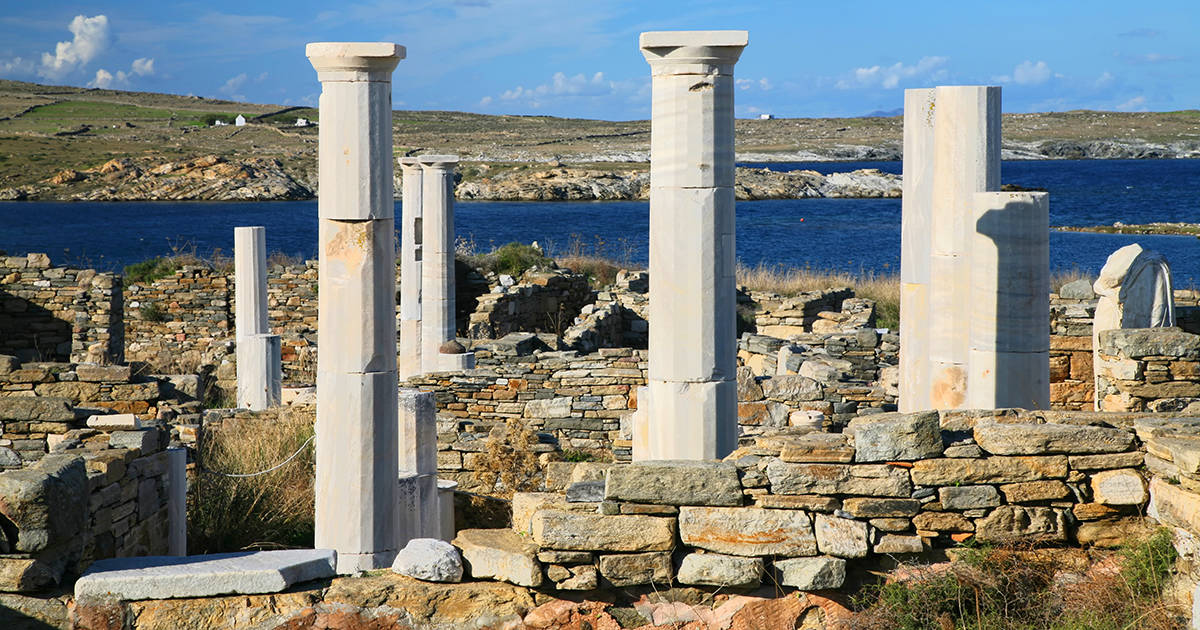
top-left (0, 254), bottom-right (122, 364)
top-left (468, 269), bottom-right (593, 340)
top-left (462, 409), bottom-right (1157, 593)
top-left (1095, 327), bottom-right (1200, 412)
top-left (1049, 292), bottom-right (1097, 410)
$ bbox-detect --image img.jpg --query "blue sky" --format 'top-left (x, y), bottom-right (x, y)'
top-left (0, 1), bottom-right (1196, 120)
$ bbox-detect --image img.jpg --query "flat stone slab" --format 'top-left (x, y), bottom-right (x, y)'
top-left (74, 550), bottom-right (336, 601)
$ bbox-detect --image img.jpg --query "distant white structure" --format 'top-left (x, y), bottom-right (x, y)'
top-left (758, 113), bottom-right (774, 120)
top-left (214, 120), bottom-right (228, 127)
top-left (295, 118), bottom-right (310, 127)
top-left (235, 114), bottom-right (247, 126)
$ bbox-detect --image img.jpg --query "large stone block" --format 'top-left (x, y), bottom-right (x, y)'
top-left (1148, 477), bottom-right (1200, 533)
top-left (0, 397), bottom-right (74, 422)
top-left (814, 514), bottom-right (869, 559)
top-left (0, 454), bottom-right (86, 553)
top-left (679, 506), bottom-right (816, 557)
top-left (765, 460), bottom-right (912, 497)
top-left (676, 552), bottom-right (762, 588)
top-left (1100, 327), bottom-right (1198, 361)
top-left (973, 420), bottom-right (1134, 455)
top-left (848, 411), bottom-right (942, 462)
top-left (939, 485), bottom-right (1001, 510)
top-left (531, 511), bottom-right (675, 552)
top-left (75, 364), bottom-right (132, 383)
top-left (760, 375), bottom-right (823, 401)
top-left (841, 498), bottom-right (920, 518)
top-left (604, 460), bottom-right (742, 506)
top-left (597, 552), bottom-right (672, 587)
top-left (775, 556), bottom-right (846, 590)
top-left (452, 529), bottom-right (541, 587)
top-left (910, 456), bottom-right (1067, 485)
top-left (1091, 469), bottom-right (1147, 506)
top-left (975, 506), bottom-right (1066, 542)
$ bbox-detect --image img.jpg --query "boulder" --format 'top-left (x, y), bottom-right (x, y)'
top-left (973, 420), bottom-right (1134, 455)
top-left (813, 514), bottom-right (869, 558)
top-left (766, 460), bottom-right (911, 497)
top-left (1059, 279), bottom-right (1096, 300)
top-left (531, 511), bottom-right (674, 552)
top-left (679, 507), bottom-right (816, 557)
top-left (848, 411), bottom-right (942, 462)
top-left (605, 460), bottom-right (742, 506)
top-left (975, 506), bottom-right (1067, 542)
top-left (1148, 477), bottom-right (1200, 533)
top-left (453, 529), bottom-right (542, 587)
top-left (392, 538), bottom-right (463, 583)
top-left (775, 556), bottom-right (846, 590)
top-left (676, 553), bottom-right (763, 588)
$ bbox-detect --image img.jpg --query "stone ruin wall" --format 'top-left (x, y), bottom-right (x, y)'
top-left (0, 254), bottom-right (122, 365)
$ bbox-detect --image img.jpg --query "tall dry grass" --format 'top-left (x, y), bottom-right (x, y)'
top-left (736, 262), bottom-right (901, 329)
top-left (188, 407), bottom-right (315, 553)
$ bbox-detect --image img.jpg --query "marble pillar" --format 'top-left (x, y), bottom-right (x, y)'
top-left (927, 86), bottom-right (1000, 410)
top-left (898, 88), bottom-right (935, 413)
top-left (397, 389), bottom-right (439, 548)
top-left (234, 226), bottom-right (281, 410)
top-left (967, 191), bottom-right (1050, 410)
top-left (419, 156), bottom-right (474, 373)
top-left (398, 158), bottom-right (424, 379)
top-left (307, 41), bottom-right (403, 574)
top-left (637, 30), bottom-right (747, 461)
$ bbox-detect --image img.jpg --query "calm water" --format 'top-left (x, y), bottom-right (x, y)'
top-left (1, 159), bottom-right (1197, 284)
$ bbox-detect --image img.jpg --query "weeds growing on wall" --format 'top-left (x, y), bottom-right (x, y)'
top-left (849, 531), bottom-right (1184, 630)
top-left (471, 417), bottom-right (543, 499)
top-left (188, 409), bottom-right (315, 553)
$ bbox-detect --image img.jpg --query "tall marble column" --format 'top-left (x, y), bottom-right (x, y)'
top-left (419, 155), bottom-right (474, 373)
top-left (968, 191), bottom-right (1050, 410)
top-left (898, 89), bottom-right (935, 413)
top-left (307, 41), bottom-right (403, 574)
top-left (234, 226), bottom-right (281, 410)
top-left (397, 158), bottom-right (424, 379)
top-left (636, 30), bottom-right (747, 461)
top-left (927, 85), bottom-right (1000, 410)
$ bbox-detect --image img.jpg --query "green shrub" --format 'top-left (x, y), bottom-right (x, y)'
top-left (138, 302), bottom-right (168, 323)
top-left (561, 449), bottom-right (595, 463)
top-left (124, 257), bottom-right (179, 283)
top-left (464, 242), bottom-right (554, 278)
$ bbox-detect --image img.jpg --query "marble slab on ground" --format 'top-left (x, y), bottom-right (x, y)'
top-left (74, 549), bottom-right (336, 601)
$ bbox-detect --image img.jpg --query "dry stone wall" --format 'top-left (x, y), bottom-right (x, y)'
top-left (0, 254), bottom-right (122, 364)
top-left (1095, 327), bottom-right (1200, 412)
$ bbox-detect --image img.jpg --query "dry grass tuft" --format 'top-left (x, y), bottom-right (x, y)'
top-left (736, 262), bottom-right (901, 330)
top-left (188, 407), bottom-right (315, 553)
top-left (471, 417), bottom-right (543, 499)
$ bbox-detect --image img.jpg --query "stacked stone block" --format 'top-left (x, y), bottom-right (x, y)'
top-left (468, 269), bottom-right (593, 340)
top-left (1095, 327), bottom-right (1200, 412)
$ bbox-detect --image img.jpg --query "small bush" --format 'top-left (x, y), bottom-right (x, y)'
top-left (561, 449), bottom-right (595, 463)
top-left (558, 254), bottom-right (621, 288)
top-left (471, 418), bottom-right (543, 499)
top-left (188, 409), bottom-right (315, 553)
top-left (124, 257), bottom-right (179, 283)
top-left (493, 242), bottom-right (554, 277)
top-left (138, 302), bottom-right (168, 323)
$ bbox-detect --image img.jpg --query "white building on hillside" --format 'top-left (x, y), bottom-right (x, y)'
top-left (235, 114), bottom-right (246, 126)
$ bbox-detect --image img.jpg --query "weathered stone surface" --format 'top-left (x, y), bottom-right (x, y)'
top-left (553, 564), bottom-right (598, 590)
top-left (870, 518), bottom-right (913, 532)
top-left (766, 432), bottom-right (854, 463)
top-left (0, 454), bottom-right (87, 553)
top-left (766, 460), bottom-right (912, 497)
top-left (1101, 327), bottom-right (1200, 360)
top-left (999, 480), bottom-right (1071, 503)
top-left (1073, 503), bottom-right (1124, 521)
top-left (525, 397), bottom-right (573, 419)
top-left (754, 494), bottom-right (840, 512)
top-left (938, 485), bottom-right (1001, 510)
top-left (775, 556), bottom-right (846, 590)
top-left (323, 574), bottom-right (534, 629)
top-left (1091, 469), bottom-right (1147, 506)
top-left (75, 364), bottom-right (132, 383)
top-left (1075, 517), bottom-right (1158, 547)
top-left (910, 456), bottom-right (1067, 485)
top-left (676, 553), bottom-right (763, 588)
top-left (760, 375), bottom-right (823, 401)
top-left (975, 506), bottom-right (1067, 542)
top-left (605, 460), bottom-right (742, 506)
top-left (392, 538), bottom-right (462, 583)
top-left (536, 550), bottom-right (592, 564)
top-left (1148, 477), bottom-right (1200, 534)
top-left (813, 514), bottom-right (869, 558)
top-left (109, 430), bottom-right (159, 454)
top-left (86, 414), bottom-right (141, 431)
top-left (973, 420), bottom-right (1134, 455)
top-left (0, 557), bottom-right (57, 592)
top-left (0, 397), bottom-right (74, 422)
top-left (74, 550), bottom-right (336, 601)
top-left (841, 498), bottom-right (920, 518)
top-left (1059, 278), bottom-right (1095, 300)
top-left (511, 492), bottom-right (569, 535)
top-left (849, 411), bottom-right (942, 462)
top-left (453, 529), bottom-right (542, 587)
top-left (873, 534), bottom-right (925, 554)
top-left (679, 507), bottom-right (816, 557)
top-left (597, 552), bottom-right (671, 587)
top-left (565, 481), bottom-right (605, 503)
top-left (1068, 451), bottom-right (1144, 470)
top-left (532, 511), bottom-right (674, 552)
top-left (912, 512), bottom-right (974, 532)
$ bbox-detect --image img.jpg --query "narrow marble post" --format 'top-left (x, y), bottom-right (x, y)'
top-left (898, 88), bottom-right (935, 413)
top-left (967, 191), bottom-right (1050, 410)
top-left (397, 389), bottom-right (439, 549)
top-left (927, 86), bottom-right (1000, 410)
top-left (234, 226), bottom-right (281, 409)
top-left (307, 41), bottom-right (403, 574)
top-left (167, 447), bottom-right (187, 556)
top-left (637, 30), bottom-right (747, 461)
top-left (437, 479), bottom-right (457, 542)
top-left (419, 155), bottom-right (474, 373)
top-left (398, 158), bottom-right (424, 379)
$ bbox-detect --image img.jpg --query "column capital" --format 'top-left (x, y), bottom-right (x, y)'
top-left (417, 155), bottom-right (459, 171)
top-left (397, 157), bottom-right (423, 172)
top-left (307, 42), bottom-right (404, 81)
top-left (640, 31), bottom-right (747, 75)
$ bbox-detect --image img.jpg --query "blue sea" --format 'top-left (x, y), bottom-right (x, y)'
top-left (1, 159), bottom-right (1197, 285)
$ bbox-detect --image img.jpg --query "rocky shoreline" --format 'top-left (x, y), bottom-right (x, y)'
top-left (1054, 222), bottom-right (1200, 237)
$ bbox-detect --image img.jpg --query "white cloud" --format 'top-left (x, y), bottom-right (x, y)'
top-left (1117, 95), bottom-right (1148, 111)
top-left (0, 56), bottom-right (35, 76)
top-left (1094, 71), bottom-right (1115, 88)
top-left (837, 56), bottom-right (948, 89)
top-left (40, 14), bottom-right (109, 79)
top-left (88, 67), bottom-right (129, 89)
top-left (1123, 52), bottom-right (1182, 64)
top-left (479, 95), bottom-right (493, 106)
top-left (1012, 60), bottom-right (1052, 85)
top-left (131, 57), bottom-right (154, 76)
top-left (219, 73), bottom-right (248, 100)
top-left (736, 77), bottom-right (773, 91)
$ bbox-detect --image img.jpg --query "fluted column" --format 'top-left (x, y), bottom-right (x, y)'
top-left (636, 30), bottom-right (747, 461)
top-left (307, 41), bottom-right (403, 574)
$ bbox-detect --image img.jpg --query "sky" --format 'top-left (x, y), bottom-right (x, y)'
top-left (0, 1), bottom-right (1196, 120)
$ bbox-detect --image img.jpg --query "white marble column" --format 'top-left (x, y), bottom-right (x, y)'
top-left (419, 156), bottom-right (474, 373)
top-left (167, 446), bottom-right (187, 556)
top-left (307, 41), bottom-right (403, 574)
top-left (927, 85), bottom-right (1000, 410)
top-left (234, 226), bottom-right (282, 409)
top-left (238, 333), bottom-right (282, 409)
top-left (397, 389), bottom-right (439, 548)
top-left (898, 88), bottom-right (935, 413)
top-left (637, 30), bottom-right (747, 461)
top-left (967, 191), bottom-right (1050, 410)
top-left (398, 158), bottom-right (424, 379)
